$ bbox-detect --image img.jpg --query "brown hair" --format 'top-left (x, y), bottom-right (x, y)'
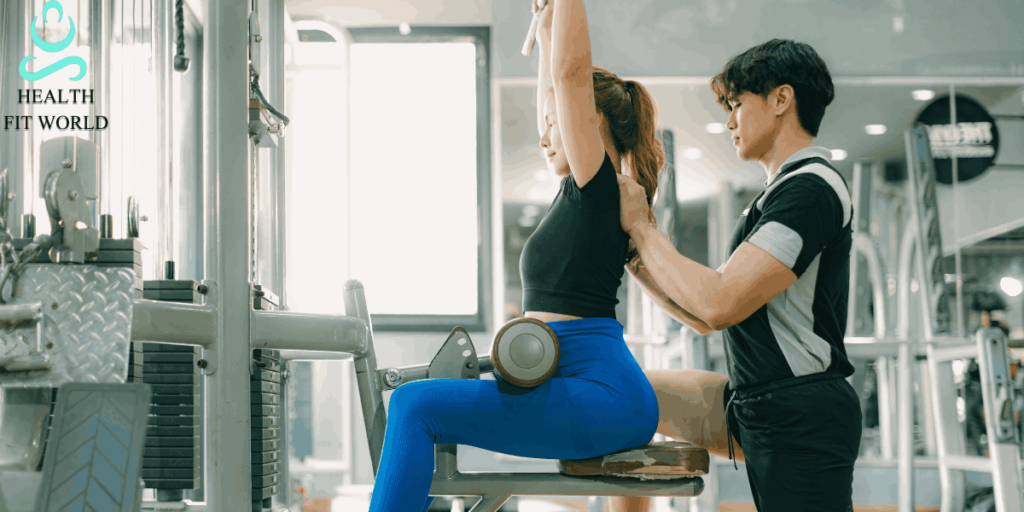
top-left (592, 66), bottom-right (664, 262)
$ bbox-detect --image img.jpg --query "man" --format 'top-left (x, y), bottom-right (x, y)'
top-left (612, 39), bottom-right (861, 512)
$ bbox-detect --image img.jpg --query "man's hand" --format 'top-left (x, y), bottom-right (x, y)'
top-left (533, 0), bottom-right (553, 32)
top-left (617, 173), bottom-right (651, 235)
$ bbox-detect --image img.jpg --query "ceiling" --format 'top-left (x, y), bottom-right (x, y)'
top-left (499, 82), bottom-right (1024, 205)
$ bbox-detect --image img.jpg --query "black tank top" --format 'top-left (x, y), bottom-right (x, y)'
top-left (520, 153), bottom-right (628, 319)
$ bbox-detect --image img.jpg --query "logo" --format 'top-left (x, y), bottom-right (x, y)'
top-left (19, 0), bottom-right (87, 82)
top-left (915, 94), bottom-right (999, 185)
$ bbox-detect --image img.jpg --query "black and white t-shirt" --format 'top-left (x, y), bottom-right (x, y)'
top-left (723, 146), bottom-right (856, 390)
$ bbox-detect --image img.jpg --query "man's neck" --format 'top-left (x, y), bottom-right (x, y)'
top-left (758, 125), bottom-right (815, 181)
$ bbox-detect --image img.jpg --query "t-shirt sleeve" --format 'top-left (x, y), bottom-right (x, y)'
top-left (567, 152), bottom-right (620, 209)
top-left (744, 176), bottom-right (847, 277)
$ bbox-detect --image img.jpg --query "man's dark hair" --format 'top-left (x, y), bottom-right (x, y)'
top-left (711, 39), bottom-right (835, 137)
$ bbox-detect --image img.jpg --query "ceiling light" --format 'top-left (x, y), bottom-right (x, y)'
top-left (681, 147), bottom-right (703, 160)
top-left (705, 123), bottom-right (725, 134)
top-left (912, 90), bottom-right (935, 101)
top-left (831, 149), bottom-right (848, 161)
top-left (1001, 277), bottom-right (1023, 297)
top-left (532, 169), bottom-right (549, 182)
top-left (865, 124), bottom-right (887, 135)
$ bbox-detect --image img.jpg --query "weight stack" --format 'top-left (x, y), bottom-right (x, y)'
top-left (135, 279), bottom-right (204, 499)
top-left (252, 348), bottom-right (283, 512)
top-left (14, 237), bottom-right (145, 298)
top-left (135, 342), bottom-right (201, 494)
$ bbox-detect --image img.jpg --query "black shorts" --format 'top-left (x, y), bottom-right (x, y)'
top-left (724, 372), bottom-right (862, 512)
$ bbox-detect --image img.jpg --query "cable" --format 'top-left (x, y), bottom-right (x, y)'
top-left (173, 0), bottom-right (189, 71)
top-left (250, 75), bottom-right (290, 126)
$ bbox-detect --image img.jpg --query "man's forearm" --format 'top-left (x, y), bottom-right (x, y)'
top-left (630, 225), bottom-right (725, 327)
top-left (627, 262), bottom-right (715, 335)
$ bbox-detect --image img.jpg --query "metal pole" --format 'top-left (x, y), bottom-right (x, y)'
top-left (267, 0), bottom-right (287, 306)
top-left (89, 0), bottom-right (111, 211)
top-left (154, 0), bottom-right (172, 276)
top-left (897, 343), bottom-right (915, 512)
top-left (876, 356), bottom-right (895, 460)
top-left (343, 280), bottom-right (386, 475)
top-left (203, 0), bottom-right (254, 507)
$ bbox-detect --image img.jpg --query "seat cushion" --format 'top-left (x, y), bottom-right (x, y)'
top-left (557, 442), bottom-right (709, 480)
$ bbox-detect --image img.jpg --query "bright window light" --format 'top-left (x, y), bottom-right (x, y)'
top-left (912, 90), bottom-right (936, 101)
top-left (831, 149), bottom-right (848, 161)
top-left (705, 123), bottom-right (725, 134)
top-left (1001, 277), bottom-right (1023, 297)
top-left (681, 147), bottom-right (703, 160)
top-left (349, 43), bottom-right (478, 315)
top-left (865, 124), bottom-right (888, 135)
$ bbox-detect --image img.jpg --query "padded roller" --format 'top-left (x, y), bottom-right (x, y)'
top-left (491, 317), bottom-right (560, 388)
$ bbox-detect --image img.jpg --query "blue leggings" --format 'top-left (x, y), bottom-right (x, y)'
top-left (368, 317), bottom-right (659, 512)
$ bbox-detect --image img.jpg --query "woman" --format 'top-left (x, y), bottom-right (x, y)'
top-left (367, 0), bottom-right (665, 509)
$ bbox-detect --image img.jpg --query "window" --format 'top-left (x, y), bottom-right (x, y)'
top-left (286, 26), bottom-right (491, 331)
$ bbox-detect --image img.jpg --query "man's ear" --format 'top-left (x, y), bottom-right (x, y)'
top-left (773, 84), bottom-right (796, 117)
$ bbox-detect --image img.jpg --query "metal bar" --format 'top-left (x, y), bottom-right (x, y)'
top-left (268, 0), bottom-right (287, 308)
top-left (897, 343), bottom-right (914, 512)
top-left (435, 444), bottom-right (458, 481)
top-left (250, 309), bottom-right (368, 355)
top-left (925, 347), bottom-right (967, 512)
top-left (494, 76), bottom-right (1024, 87)
top-left (468, 494), bottom-right (512, 512)
top-left (876, 356), bottom-right (894, 460)
top-left (943, 454), bottom-right (993, 474)
top-left (896, 224), bottom-right (917, 340)
top-left (344, 280), bottom-right (386, 476)
top-left (928, 344), bottom-right (978, 363)
top-left (90, 0), bottom-right (111, 208)
top-left (131, 299), bottom-right (217, 347)
top-left (203, 0), bottom-right (254, 507)
top-left (0, 301), bottom-right (42, 323)
top-left (378, 356), bottom-right (496, 390)
top-left (154, 0), bottom-right (172, 272)
top-left (429, 473), bottom-right (703, 497)
top-left (846, 336), bottom-right (972, 345)
top-left (977, 329), bottom-right (1024, 512)
top-left (278, 350), bottom-right (355, 361)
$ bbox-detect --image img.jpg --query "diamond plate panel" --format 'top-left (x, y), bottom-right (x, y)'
top-left (0, 265), bottom-right (135, 388)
